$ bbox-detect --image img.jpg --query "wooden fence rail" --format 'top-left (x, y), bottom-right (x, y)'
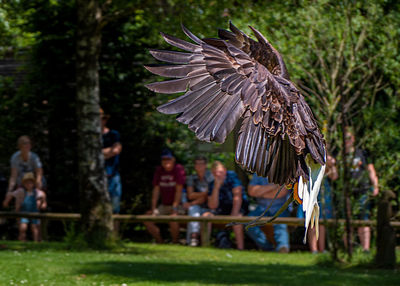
top-left (1, 211), bottom-right (399, 247)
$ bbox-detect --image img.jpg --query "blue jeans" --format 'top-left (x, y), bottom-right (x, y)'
top-left (108, 173), bottom-right (122, 214)
top-left (246, 204), bottom-right (290, 251)
top-left (186, 204), bottom-right (208, 243)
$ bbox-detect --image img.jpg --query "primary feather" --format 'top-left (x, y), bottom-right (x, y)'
top-left (144, 22), bottom-right (326, 242)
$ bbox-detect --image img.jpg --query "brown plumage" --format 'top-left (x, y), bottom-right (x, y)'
top-left (145, 22), bottom-right (326, 185)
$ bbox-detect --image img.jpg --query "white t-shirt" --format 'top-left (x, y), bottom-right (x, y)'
top-left (10, 151), bottom-right (42, 185)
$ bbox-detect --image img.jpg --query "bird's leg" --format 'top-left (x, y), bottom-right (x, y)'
top-left (243, 192), bottom-right (295, 230)
top-left (226, 184), bottom-right (286, 229)
top-left (265, 192), bottom-right (294, 223)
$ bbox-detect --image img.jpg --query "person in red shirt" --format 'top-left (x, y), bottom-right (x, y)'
top-left (144, 149), bottom-right (186, 243)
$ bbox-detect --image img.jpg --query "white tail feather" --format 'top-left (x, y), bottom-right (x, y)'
top-left (298, 176), bottom-right (304, 200)
top-left (315, 204), bottom-right (320, 240)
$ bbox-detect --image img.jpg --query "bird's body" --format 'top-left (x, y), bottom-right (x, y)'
top-left (145, 23), bottom-right (326, 242)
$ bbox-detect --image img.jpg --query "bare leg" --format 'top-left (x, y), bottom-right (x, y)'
top-left (18, 223), bottom-right (28, 241)
top-left (169, 222), bottom-right (180, 243)
top-left (308, 227), bottom-right (318, 253)
top-left (143, 211), bottom-right (163, 243)
top-left (358, 226), bottom-right (370, 251)
top-left (309, 225), bottom-right (326, 252)
top-left (343, 232), bottom-right (347, 248)
top-left (318, 225), bottom-right (326, 252)
top-left (233, 224), bottom-right (244, 250)
top-left (144, 221), bottom-right (163, 243)
top-left (31, 224), bottom-right (40, 242)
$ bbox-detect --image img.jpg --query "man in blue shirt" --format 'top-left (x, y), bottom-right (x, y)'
top-left (204, 161), bottom-right (248, 250)
top-left (246, 174), bottom-right (290, 253)
top-left (101, 108), bottom-right (122, 214)
top-left (185, 156), bottom-right (213, 246)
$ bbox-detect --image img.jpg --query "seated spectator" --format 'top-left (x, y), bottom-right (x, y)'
top-left (8, 136), bottom-right (43, 192)
top-left (203, 161), bottom-right (246, 250)
top-left (246, 174), bottom-right (290, 253)
top-left (184, 156), bottom-right (213, 246)
top-left (144, 149), bottom-right (185, 244)
top-left (3, 172), bottom-right (47, 242)
top-left (297, 154), bottom-right (338, 253)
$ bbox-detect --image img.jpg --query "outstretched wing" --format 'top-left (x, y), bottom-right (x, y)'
top-left (145, 25), bottom-right (248, 144)
top-left (145, 24), bottom-right (325, 185)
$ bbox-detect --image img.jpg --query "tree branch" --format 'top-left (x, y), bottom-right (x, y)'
top-left (100, 5), bottom-right (136, 29)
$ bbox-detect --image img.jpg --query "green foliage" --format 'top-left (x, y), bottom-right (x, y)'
top-left (0, 0), bottom-right (399, 222)
top-left (63, 222), bottom-right (89, 250)
top-left (0, 2), bottom-right (37, 55)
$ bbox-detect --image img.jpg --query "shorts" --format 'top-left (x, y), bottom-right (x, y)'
top-left (157, 204), bottom-right (185, 215)
top-left (211, 204), bottom-right (244, 216)
top-left (355, 193), bottom-right (372, 220)
top-left (20, 218), bottom-right (40, 225)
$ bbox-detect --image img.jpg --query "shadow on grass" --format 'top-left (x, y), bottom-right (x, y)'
top-left (0, 240), bottom-right (162, 255)
top-left (314, 249), bottom-right (400, 271)
top-left (77, 260), bottom-right (400, 285)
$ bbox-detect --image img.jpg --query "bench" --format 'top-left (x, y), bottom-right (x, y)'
top-left (1, 211), bottom-right (399, 246)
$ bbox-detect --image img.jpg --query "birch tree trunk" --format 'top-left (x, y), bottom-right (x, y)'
top-left (76, 0), bottom-right (112, 246)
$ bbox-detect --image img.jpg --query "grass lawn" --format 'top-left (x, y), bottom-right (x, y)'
top-left (0, 241), bottom-right (399, 286)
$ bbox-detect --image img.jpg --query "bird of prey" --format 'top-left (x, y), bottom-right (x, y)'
top-left (144, 22), bottom-right (326, 242)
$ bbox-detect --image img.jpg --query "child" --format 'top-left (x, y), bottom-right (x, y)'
top-left (3, 172), bottom-right (47, 241)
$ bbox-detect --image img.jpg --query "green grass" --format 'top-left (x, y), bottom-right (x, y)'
top-left (0, 241), bottom-right (399, 286)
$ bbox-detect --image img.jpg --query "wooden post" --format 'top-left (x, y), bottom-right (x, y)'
top-left (201, 221), bottom-right (210, 247)
top-left (376, 190), bottom-right (396, 269)
top-left (40, 218), bottom-right (48, 241)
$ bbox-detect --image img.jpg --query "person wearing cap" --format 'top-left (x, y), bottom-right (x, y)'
top-left (100, 108), bottom-right (123, 214)
top-left (144, 149), bottom-right (186, 244)
top-left (8, 136), bottom-right (43, 193)
top-left (3, 172), bottom-right (47, 241)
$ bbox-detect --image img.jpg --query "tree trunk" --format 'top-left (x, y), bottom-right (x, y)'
top-left (340, 85), bottom-right (353, 259)
top-left (76, 0), bottom-right (112, 246)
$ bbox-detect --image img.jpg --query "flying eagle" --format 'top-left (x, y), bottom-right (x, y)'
top-left (144, 22), bottom-right (326, 242)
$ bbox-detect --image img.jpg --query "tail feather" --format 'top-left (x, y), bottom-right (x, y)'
top-left (302, 153), bottom-right (326, 244)
top-left (298, 176), bottom-right (304, 200)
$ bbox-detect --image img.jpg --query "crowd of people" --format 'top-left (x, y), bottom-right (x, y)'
top-left (1, 108), bottom-right (123, 241)
top-left (1, 118), bottom-right (380, 253)
top-left (145, 127), bottom-right (379, 253)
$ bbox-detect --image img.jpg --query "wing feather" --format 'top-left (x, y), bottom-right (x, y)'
top-left (146, 24), bottom-right (325, 186)
top-left (175, 85), bottom-right (221, 123)
top-left (144, 64), bottom-right (206, 78)
top-left (145, 73), bottom-right (209, 94)
top-left (161, 32), bottom-right (201, 52)
top-left (149, 49), bottom-right (199, 64)
top-left (157, 82), bottom-right (218, 114)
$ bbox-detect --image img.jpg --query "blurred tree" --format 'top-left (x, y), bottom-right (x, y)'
top-left (75, 0), bottom-right (113, 246)
top-left (0, 0), bottom-right (399, 250)
top-left (232, 0), bottom-right (400, 259)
